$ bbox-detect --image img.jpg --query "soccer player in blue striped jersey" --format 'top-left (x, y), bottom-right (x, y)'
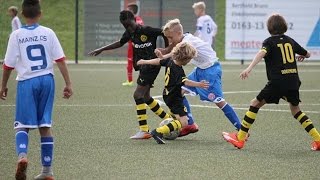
top-left (1, 0), bottom-right (73, 179)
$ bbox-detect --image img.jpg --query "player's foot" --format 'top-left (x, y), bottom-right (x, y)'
top-left (34, 172), bottom-right (54, 180)
top-left (222, 132), bottom-right (245, 149)
top-left (150, 129), bottom-right (165, 144)
top-left (15, 157), bottom-right (28, 180)
top-left (222, 132), bottom-right (250, 141)
top-left (122, 80), bottom-right (133, 86)
top-left (130, 131), bottom-right (152, 139)
top-left (311, 141), bottom-right (320, 151)
top-left (178, 123), bottom-right (199, 137)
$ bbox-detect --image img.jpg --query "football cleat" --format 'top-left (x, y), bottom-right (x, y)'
top-left (222, 131), bottom-right (250, 141)
top-left (15, 157), bottom-right (28, 180)
top-left (222, 132), bottom-right (245, 149)
top-left (150, 129), bottom-right (165, 144)
top-left (34, 173), bottom-right (54, 180)
top-left (122, 80), bottom-right (133, 86)
top-left (130, 131), bottom-right (152, 139)
top-left (178, 123), bottom-right (199, 137)
top-left (311, 141), bottom-right (320, 151)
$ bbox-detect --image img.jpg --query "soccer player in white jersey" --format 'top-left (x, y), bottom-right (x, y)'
top-left (155, 19), bottom-right (241, 137)
top-left (0, 0), bottom-right (73, 179)
top-left (192, 1), bottom-right (217, 48)
top-left (8, 6), bottom-right (22, 32)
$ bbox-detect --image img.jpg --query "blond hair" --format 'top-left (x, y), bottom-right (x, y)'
top-left (192, 1), bottom-right (206, 10)
top-left (162, 18), bottom-right (183, 34)
top-left (172, 42), bottom-right (197, 66)
top-left (8, 6), bottom-right (19, 16)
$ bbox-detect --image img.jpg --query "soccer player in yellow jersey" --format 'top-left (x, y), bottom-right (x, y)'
top-left (222, 14), bottom-right (320, 151)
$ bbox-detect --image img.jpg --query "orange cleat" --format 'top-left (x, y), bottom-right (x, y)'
top-left (178, 123), bottom-right (199, 137)
top-left (130, 131), bottom-right (152, 139)
top-left (222, 132), bottom-right (245, 149)
top-left (15, 158), bottom-right (28, 180)
top-left (311, 141), bottom-right (320, 151)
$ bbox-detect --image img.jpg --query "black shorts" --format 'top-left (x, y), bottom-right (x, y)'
top-left (137, 65), bottom-right (161, 86)
top-left (163, 95), bottom-right (187, 116)
top-left (256, 80), bottom-right (301, 106)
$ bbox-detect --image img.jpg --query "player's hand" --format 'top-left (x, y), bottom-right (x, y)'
top-left (199, 80), bottom-right (209, 89)
top-left (63, 85), bottom-right (73, 99)
top-left (88, 48), bottom-right (103, 56)
top-left (240, 68), bottom-right (251, 80)
top-left (296, 55), bottom-right (306, 62)
top-left (0, 87), bottom-right (8, 100)
top-left (154, 48), bottom-right (164, 58)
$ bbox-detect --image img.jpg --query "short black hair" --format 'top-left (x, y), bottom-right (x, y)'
top-left (127, 3), bottom-right (138, 15)
top-left (120, 10), bottom-right (135, 22)
top-left (22, 0), bottom-right (41, 18)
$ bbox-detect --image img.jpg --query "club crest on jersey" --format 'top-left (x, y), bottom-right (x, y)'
top-left (208, 93), bottom-right (215, 100)
top-left (140, 35), bottom-right (147, 42)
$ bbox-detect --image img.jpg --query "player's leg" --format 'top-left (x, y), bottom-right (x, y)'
top-left (34, 74), bottom-right (55, 180)
top-left (143, 67), bottom-right (171, 120)
top-left (197, 63), bottom-right (241, 130)
top-left (222, 98), bottom-right (265, 149)
top-left (178, 69), bottom-right (199, 137)
top-left (14, 78), bottom-right (40, 180)
top-left (151, 99), bottom-right (186, 144)
top-left (34, 128), bottom-right (54, 180)
top-left (288, 90), bottom-right (320, 150)
top-left (15, 128), bottom-right (29, 180)
top-left (145, 88), bottom-right (171, 120)
top-left (131, 84), bottom-right (151, 139)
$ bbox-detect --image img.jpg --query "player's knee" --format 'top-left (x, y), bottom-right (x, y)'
top-left (250, 98), bottom-right (264, 108)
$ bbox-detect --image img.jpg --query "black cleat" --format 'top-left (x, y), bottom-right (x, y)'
top-left (150, 129), bottom-right (165, 144)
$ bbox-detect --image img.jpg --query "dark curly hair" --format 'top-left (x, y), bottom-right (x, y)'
top-left (119, 10), bottom-right (135, 22)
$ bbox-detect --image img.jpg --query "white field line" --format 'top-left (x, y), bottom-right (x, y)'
top-left (1, 103), bottom-right (320, 114)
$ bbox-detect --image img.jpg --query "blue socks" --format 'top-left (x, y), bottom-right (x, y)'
top-left (15, 131), bottom-right (29, 157)
top-left (41, 137), bottom-right (54, 167)
top-left (183, 97), bottom-right (195, 125)
top-left (221, 103), bottom-right (241, 130)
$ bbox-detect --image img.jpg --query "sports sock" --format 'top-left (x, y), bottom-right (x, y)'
top-left (183, 97), bottom-right (195, 125)
top-left (146, 97), bottom-right (171, 119)
top-left (294, 111), bottom-right (320, 141)
top-left (221, 103), bottom-right (241, 130)
top-left (238, 106), bottom-right (259, 141)
top-left (156, 120), bottom-right (182, 134)
top-left (41, 137), bottom-right (54, 167)
top-left (15, 131), bottom-right (29, 158)
top-left (135, 98), bottom-right (148, 132)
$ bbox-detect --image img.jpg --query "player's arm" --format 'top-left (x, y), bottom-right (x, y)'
top-left (183, 79), bottom-right (209, 89)
top-left (293, 39), bottom-right (311, 62)
top-left (137, 58), bottom-right (161, 66)
top-left (88, 41), bottom-right (123, 56)
top-left (88, 30), bottom-right (130, 56)
top-left (0, 67), bottom-right (13, 100)
top-left (1, 32), bottom-right (18, 100)
top-left (240, 50), bottom-right (266, 80)
top-left (56, 60), bottom-right (73, 99)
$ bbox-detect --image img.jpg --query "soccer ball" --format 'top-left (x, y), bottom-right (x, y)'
top-left (159, 118), bottom-right (180, 140)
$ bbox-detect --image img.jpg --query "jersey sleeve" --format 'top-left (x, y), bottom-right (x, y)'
top-left (196, 18), bottom-right (203, 30)
top-left (50, 30), bottom-right (65, 62)
top-left (3, 32), bottom-right (19, 69)
top-left (120, 30), bottom-right (131, 45)
top-left (292, 39), bottom-right (308, 56)
top-left (160, 58), bottom-right (170, 67)
top-left (261, 38), bottom-right (270, 55)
